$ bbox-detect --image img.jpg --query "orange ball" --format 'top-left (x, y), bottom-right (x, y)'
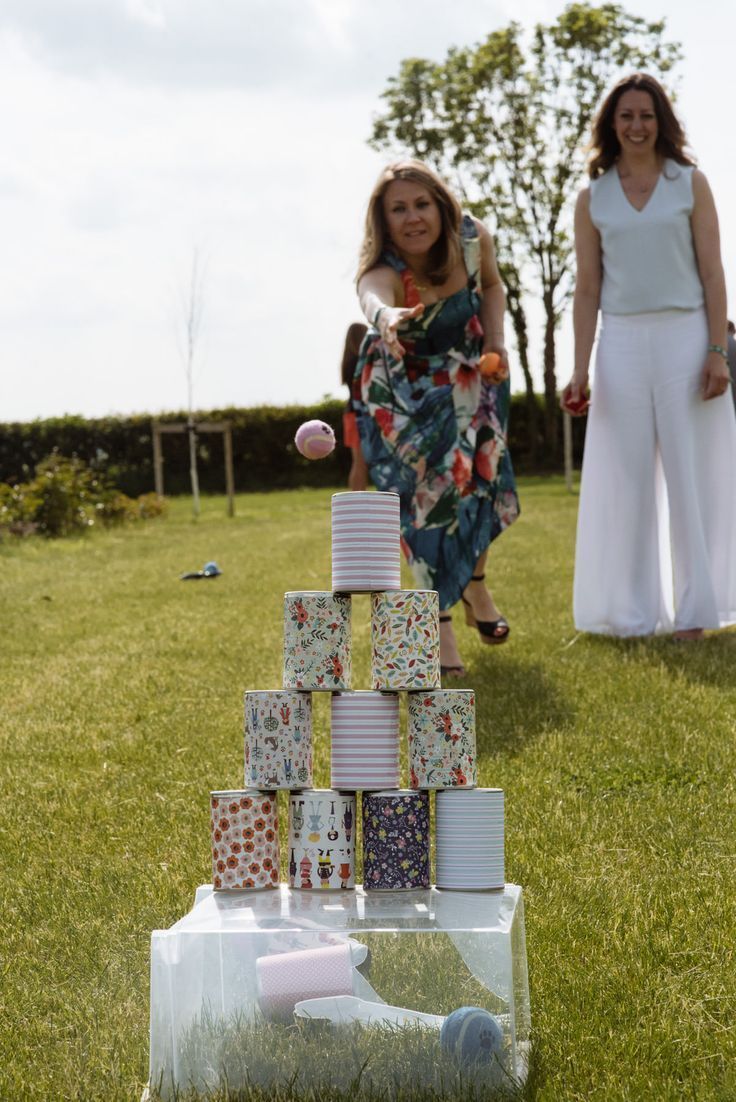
top-left (479, 352), bottom-right (501, 379)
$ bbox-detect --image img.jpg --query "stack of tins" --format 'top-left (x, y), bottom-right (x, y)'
top-left (209, 489), bottom-right (504, 895)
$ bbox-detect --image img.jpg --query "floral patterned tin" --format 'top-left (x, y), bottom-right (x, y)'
top-left (408, 690), bottom-right (477, 789)
top-left (210, 790), bottom-right (280, 891)
top-left (371, 589), bottom-right (441, 690)
top-left (331, 491), bottom-right (401, 592)
top-left (288, 790), bottom-right (356, 891)
top-left (282, 591), bottom-right (351, 692)
top-left (362, 790), bottom-right (430, 891)
top-left (330, 691), bottom-right (400, 790)
top-left (244, 690), bottom-right (313, 790)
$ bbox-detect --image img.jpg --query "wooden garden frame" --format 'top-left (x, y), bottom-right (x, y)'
top-left (152, 420), bottom-right (235, 517)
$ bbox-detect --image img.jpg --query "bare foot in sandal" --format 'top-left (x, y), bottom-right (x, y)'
top-left (439, 614), bottom-right (466, 678)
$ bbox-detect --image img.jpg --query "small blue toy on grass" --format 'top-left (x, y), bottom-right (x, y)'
top-left (439, 1006), bottom-right (504, 1065)
top-left (180, 561), bottom-right (222, 581)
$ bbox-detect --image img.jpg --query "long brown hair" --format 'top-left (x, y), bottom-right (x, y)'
top-left (340, 322), bottom-right (367, 386)
top-left (356, 160), bottom-right (463, 285)
top-left (587, 73), bottom-right (695, 179)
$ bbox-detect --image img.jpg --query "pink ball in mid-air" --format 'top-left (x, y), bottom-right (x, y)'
top-left (294, 419), bottom-right (336, 460)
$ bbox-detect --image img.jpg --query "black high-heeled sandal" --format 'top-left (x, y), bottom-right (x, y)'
top-left (439, 613), bottom-right (466, 678)
top-left (461, 573), bottom-right (510, 645)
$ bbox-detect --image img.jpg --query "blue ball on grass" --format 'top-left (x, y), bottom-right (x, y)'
top-left (439, 1006), bottom-right (504, 1066)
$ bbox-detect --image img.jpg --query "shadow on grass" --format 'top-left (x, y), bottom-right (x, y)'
top-left (583, 629), bottom-right (736, 689)
top-left (472, 658), bottom-right (574, 758)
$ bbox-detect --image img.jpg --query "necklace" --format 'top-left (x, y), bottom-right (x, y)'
top-left (617, 158), bottom-right (661, 195)
top-left (623, 175), bottom-right (657, 195)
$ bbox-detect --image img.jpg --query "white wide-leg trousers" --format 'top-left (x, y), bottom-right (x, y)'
top-left (574, 307), bottom-right (736, 636)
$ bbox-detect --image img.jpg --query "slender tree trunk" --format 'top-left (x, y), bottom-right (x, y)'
top-left (506, 297), bottom-right (538, 467)
top-left (542, 295), bottom-right (558, 462)
top-left (188, 421), bottom-right (200, 518)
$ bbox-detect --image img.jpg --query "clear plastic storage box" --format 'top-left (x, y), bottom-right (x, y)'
top-left (149, 883), bottom-right (529, 1098)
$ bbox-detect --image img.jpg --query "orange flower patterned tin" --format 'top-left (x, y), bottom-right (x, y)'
top-left (408, 690), bottom-right (477, 789)
top-left (210, 789), bottom-right (280, 891)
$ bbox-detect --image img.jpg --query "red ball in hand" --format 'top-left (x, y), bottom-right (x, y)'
top-left (564, 394), bottom-right (590, 415)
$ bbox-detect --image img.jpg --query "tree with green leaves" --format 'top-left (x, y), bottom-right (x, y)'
top-left (370, 3), bottom-right (681, 463)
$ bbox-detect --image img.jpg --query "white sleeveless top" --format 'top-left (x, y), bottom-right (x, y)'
top-left (589, 159), bottom-right (704, 315)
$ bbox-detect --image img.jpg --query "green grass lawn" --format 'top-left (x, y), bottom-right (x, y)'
top-left (1, 479), bottom-right (735, 1101)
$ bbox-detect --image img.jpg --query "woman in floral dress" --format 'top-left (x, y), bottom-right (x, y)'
top-left (353, 160), bottom-right (519, 676)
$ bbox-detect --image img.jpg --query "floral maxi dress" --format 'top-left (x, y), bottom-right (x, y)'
top-left (353, 215), bottom-right (519, 610)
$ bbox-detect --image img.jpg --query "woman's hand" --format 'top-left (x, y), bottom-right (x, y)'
top-left (376, 303), bottom-right (424, 360)
top-left (560, 372), bottom-right (590, 415)
top-left (702, 350), bottom-right (732, 401)
top-left (480, 344), bottom-right (510, 383)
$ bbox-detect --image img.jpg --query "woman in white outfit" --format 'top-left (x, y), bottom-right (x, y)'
top-left (562, 73), bottom-right (736, 640)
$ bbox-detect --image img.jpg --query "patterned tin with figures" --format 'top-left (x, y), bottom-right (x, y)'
top-left (282, 591), bottom-right (351, 692)
top-left (287, 789), bottom-right (356, 891)
top-left (210, 789), bottom-right (280, 891)
top-left (362, 790), bottom-right (430, 891)
top-left (244, 690), bottom-right (312, 790)
top-left (371, 590), bottom-right (441, 690)
top-left (408, 690), bottom-right (477, 789)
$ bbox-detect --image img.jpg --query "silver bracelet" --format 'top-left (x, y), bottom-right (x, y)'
top-left (708, 343), bottom-right (728, 361)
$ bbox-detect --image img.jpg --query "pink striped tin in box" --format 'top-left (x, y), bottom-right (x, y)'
top-left (330, 691), bottom-right (400, 790)
top-left (331, 491), bottom-right (401, 593)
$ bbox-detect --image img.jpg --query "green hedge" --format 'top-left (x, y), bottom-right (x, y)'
top-left (0, 397), bottom-right (585, 496)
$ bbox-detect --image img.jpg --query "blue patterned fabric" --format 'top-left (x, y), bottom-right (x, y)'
top-left (353, 216), bottom-right (519, 609)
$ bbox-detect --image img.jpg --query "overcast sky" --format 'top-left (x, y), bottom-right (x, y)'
top-left (2, 0), bottom-right (734, 422)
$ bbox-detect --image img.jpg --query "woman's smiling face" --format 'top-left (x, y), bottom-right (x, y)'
top-left (613, 89), bottom-right (658, 156)
top-left (382, 179), bottom-right (442, 258)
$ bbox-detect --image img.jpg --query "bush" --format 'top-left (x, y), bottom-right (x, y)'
top-left (0, 397), bottom-right (585, 500)
top-left (0, 481), bottom-right (39, 537)
top-left (0, 451), bottom-right (167, 539)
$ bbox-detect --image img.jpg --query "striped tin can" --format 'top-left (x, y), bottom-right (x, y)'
top-left (330, 691), bottom-right (400, 790)
top-left (331, 491), bottom-right (401, 593)
top-left (282, 591), bottom-right (351, 691)
top-left (287, 789), bottom-right (356, 890)
top-left (435, 788), bottom-right (504, 891)
top-left (408, 689), bottom-right (477, 789)
top-left (210, 789), bottom-right (280, 891)
top-left (244, 690), bottom-right (313, 790)
top-left (362, 790), bottom-right (431, 890)
top-left (371, 589), bottom-right (441, 690)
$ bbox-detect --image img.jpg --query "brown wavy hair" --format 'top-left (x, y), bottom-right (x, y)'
top-left (339, 322), bottom-right (367, 386)
top-left (356, 160), bottom-right (463, 286)
top-left (587, 73), bottom-right (696, 179)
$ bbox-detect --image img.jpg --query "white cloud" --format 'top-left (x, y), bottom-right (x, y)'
top-left (1, 0), bottom-right (736, 424)
top-left (126, 0), bottom-right (166, 31)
